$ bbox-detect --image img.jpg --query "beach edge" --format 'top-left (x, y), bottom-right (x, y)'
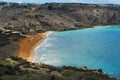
top-left (18, 31), bottom-right (52, 62)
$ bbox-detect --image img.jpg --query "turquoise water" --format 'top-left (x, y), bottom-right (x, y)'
top-left (33, 25), bottom-right (120, 79)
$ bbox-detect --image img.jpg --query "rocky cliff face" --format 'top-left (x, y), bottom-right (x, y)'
top-left (0, 2), bottom-right (120, 34)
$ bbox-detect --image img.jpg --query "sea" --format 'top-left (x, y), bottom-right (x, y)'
top-left (33, 25), bottom-right (120, 79)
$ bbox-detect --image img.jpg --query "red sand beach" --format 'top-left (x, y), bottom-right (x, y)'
top-left (18, 31), bottom-right (50, 62)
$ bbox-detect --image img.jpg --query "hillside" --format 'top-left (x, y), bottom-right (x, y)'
top-left (0, 2), bottom-right (120, 80)
top-left (0, 2), bottom-right (120, 34)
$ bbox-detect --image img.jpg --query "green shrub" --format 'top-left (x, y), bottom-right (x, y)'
top-left (61, 70), bottom-right (76, 77)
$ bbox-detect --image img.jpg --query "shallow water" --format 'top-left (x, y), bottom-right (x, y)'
top-left (33, 25), bottom-right (120, 79)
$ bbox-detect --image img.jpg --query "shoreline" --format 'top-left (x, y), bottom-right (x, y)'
top-left (18, 31), bottom-right (51, 62)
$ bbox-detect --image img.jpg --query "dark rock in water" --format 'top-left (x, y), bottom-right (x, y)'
top-left (98, 69), bottom-right (103, 73)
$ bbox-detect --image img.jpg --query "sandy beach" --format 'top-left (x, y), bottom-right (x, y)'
top-left (18, 31), bottom-right (50, 62)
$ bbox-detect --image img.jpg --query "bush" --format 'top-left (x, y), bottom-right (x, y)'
top-left (61, 70), bottom-right (76, 77)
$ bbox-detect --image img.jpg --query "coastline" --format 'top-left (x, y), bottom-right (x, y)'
top-left (18, 31), bottom-right (51, 62)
